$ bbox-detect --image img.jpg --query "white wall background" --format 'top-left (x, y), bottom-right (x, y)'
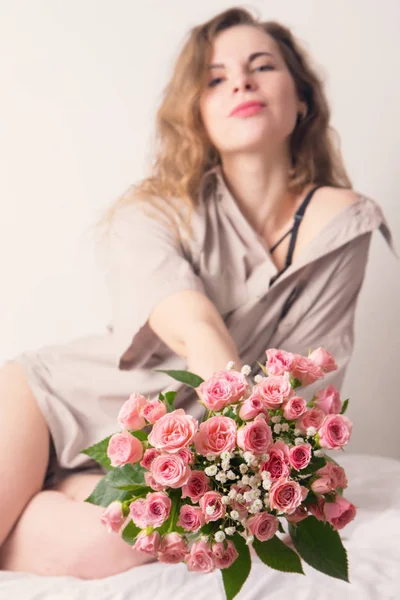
top-left (1, 0), bottom-right (399, 457)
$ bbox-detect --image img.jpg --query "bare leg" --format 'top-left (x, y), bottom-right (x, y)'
top-left (0, 362), bottom-right (153, 578)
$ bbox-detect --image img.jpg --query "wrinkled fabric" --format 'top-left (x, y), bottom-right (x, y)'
top-left (9, 165), bottom-right (397, 474)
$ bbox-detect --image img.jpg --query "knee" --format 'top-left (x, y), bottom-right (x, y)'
top-left (71, 527), bottom-right (155, 579)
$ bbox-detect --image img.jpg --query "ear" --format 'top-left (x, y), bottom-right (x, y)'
top-left (298, 101), bottom-right (307, 119)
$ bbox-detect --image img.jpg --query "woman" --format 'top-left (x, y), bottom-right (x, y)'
top-left (0, 7), bottom-right (395, 580)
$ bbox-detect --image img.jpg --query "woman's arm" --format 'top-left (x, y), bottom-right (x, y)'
top-left (149, 289), bottom-right (243, 381)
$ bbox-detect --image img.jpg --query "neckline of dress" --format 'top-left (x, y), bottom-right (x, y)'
top-left (202, 164), bottom-right (395, 288)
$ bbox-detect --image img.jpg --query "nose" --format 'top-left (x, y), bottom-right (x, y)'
top-left (232, 71), bottom-right (258, 94)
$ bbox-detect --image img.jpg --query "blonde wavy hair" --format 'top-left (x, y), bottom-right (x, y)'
top-left (96, 6), bottom-right (351, 241)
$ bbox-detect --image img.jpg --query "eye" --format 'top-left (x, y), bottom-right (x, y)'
top-left (207, 77), bottom-right (223, 88)
top-left (255, 64), bottom-right (275, 72)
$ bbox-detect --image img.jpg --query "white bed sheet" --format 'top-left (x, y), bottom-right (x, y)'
top-left (1, 453), bottom-right (399, 600)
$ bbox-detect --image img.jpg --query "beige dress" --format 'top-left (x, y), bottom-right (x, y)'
top-left (10, 165), bottom-right (397, 483)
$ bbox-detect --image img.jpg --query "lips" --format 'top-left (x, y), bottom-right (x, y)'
top-left (230, 101), bottom-right (265, 117)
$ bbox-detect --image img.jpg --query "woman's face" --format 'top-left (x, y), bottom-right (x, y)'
top-left (199, 25), bottom-right (305, 156)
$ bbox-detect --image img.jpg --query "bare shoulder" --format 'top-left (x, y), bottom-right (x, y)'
top-left (305, 186), bottom-right (360, 230)
top-left (297, 186), bottom-right (361, 246)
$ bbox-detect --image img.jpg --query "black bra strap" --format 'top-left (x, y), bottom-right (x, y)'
top-left (284, 184), bottom-right (324, 268)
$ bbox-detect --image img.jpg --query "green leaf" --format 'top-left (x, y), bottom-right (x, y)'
top-left (253, 535), bottom-right (304, 574)
top-left (106, 463), bottom-right (146, 487)
top-left (298, 455), bottom-right (327, 477)
top-left (340, 399), bottom-right (349, 415)
top-left (221, 533), bottom-right (251, 600)
top-left (278, 521), bottom-right (285, 534)
top-left (289, 516), bottom-right (349, 582)
top-left (256, 361), bottom-right (267, 375)
top-left (158, 489), bottom-right (182, 535)
top-left (84, 476), bottom-right (132, 507)
top-left (154, 369), bottom-right (204, 388)
top-left (165, 391), bottom-right (177, 406)
top-left (81, 435), bottom-right (115, 470)
top-left (122, 519), bottom-right (142, 545)
top-left (129, 430), bottom-right (148, 442)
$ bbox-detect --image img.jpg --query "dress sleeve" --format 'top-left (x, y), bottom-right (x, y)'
top-left (105, 201), bottom-right (205, 369)
top-left (272, 232), bottom-right (373, 396)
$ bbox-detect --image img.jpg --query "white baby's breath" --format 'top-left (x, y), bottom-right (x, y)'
top-left (254, 374), bottom-right (263, 383)
top-left (281, 423), bottom-right (290, 432)
top-left (205, 465), bottom-right (218, 476)
top-left (205, 505), bottom-right (215, 515)
top-left (221, 496), bottom-right (230, 505)
top-left (314, 449), bottom-right (325, 458)
top-left (225, 526), bottom-right (236, 536)
top-left (306, 426), bottom-right (317, 437)
top-left (246, 535), bottom-right (254, 545)
top-left (230, 510), bottom-right (240, 520)
top-left (220, 451), bottom-right (231, 461)
top-left (239, 463), bottom-right (248, 475)
top-left (273, 424), bottom-right (282, 434)
top-left (215, 472), bottom-right (227, 484)
top-left (241, 365), bottom-right (252, 376)
top-left (227, 470), bottom-right (237, 481)
top-left (228, 488), bottom-right (238, 500)
top-left (241, 475), bottom-right (250, 486)
top-left (214, 531), bottom-right (226, 543)
top-left (226, 361), bottom-right (235, 370)
top-left (271, 416), bottom-right (282, 424)
top-left (295, 437), bottom-right (305, 446)
top-left (294, 428), bottom-right (302, 436)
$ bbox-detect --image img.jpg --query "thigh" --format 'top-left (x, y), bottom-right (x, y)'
top-left (0, 361), bottom-right (50, 546)
top-left (51, 472), bottom-right (104, 502)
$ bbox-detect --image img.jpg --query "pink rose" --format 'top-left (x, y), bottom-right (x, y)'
top-left (285, 505), bottom-right (309, 523)
top-left (146, 492), bottom-right (171, 527)
top-left (177, 504), bottom-right (205, 532)
top-left (308, 496), bottom-right (326, 521)
top-left (107, 431), bottom-right (143, 467)
top-left (309, 347), bottom-right (338, 373)
top-left (181, 470), bottom-right (210, 503)
top-left (186, 540), bottom-right (215, 573)
top-left (237, 417), bottom-right (273, 455)
top-left (318, 414), bottom-right (353, 449)
top-left (219, 370), bottom-right (249, 399)
top-left (291, 355), bottom-right (324, 386)
top-left (247, 512), bottom-right (279, 541)
top-left (148, 409), bottom-right (198, 453)
top-left (311, 462), bottom-right (348, 494)
top-left (194, 416), bottom-right (237, 456)
top-left (134, 530), bottom-right (161, 555)
top-left (151, 454), bottom-right (191, 489)
top-left (255, 375), bottom-right (294, 409)
top-left (196, 370), bottom-right (247, 411)
top-left (283, 395), bottom-right (307, 420)
top-left (118, 393), bottom-right (147, 430)
top-left (140, 448), bottom-right (161, 470)
top-left (260, 442), bottom-right (290, 481)
top-left (314, 385), bottom-right (342, 415)
top-left (296, 408), bottom-right (325, 434)
top-left (265, 348), bottom-right (295, 376)
top-left (239, 392), bottom-right (268, 420)
top-left (144, 471), bottom-right (166, 491)
top-left (100, 501), bottom-right (125, 534)
top-left (269, 478), bottom-right (308, 514)
top-left (129, 498), bottom-right (149, 529)
top-left (158, 533), bottom-right (187, 564)
top-left (199, 491), bottom-right (226, 523)
top-left (140, 399), bottom-right (167, 424)
top-left (288, 443), bottom-right (312, 471)
top-left (324, 496), bottom-right (357, 530)
top-left (212, 540), bottom-right (239, 569)
top-left (177, 447), bottom-right (195, 465)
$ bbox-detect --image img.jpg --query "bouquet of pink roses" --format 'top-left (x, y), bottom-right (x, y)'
top-left (82, 347), bottom-right (355, 600)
